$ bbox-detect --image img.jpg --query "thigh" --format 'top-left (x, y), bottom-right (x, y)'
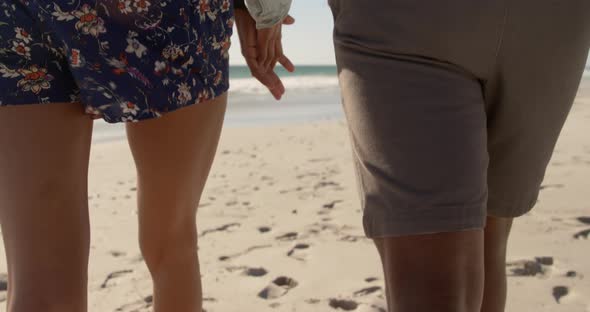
top-left (126, 94), bottom-right (227, 230)
top-left (485, 0), bottom-right (590, 218)
top-left (0, 103), bottom-right (93, 298)
top-left (335, 44), bottom-right (489, 237)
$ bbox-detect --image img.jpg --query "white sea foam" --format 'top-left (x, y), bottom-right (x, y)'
top-left (229, 75), bottom-right (340, 95)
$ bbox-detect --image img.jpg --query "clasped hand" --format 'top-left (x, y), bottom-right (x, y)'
top-left (235, 10), bottom-right (295, 100)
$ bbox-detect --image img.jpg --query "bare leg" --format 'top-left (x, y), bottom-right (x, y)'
top-left (481, 216), bottom-right (513, 312)
top-left (374, 230), bottom-right (485, 312)
top-left (126, 94), bottom-right (227, 312)
top-left (0, 103), bottom-right (93, 312)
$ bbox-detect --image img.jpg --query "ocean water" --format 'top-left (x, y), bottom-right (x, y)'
top-left (224, 65), bottom-right (342, 126)
top-left (229, 65), bottom-right (339, 95)
top-left (92, 65), bottom-right (343, 143)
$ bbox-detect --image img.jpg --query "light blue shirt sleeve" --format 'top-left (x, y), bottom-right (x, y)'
top-left (245, 0), bottom-right (293, 29)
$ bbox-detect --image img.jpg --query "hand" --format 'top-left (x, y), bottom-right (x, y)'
top-left (235, 9), bottom-right (295, 100)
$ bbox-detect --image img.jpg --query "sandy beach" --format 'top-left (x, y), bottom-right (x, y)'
top-left (0, 79), bottom-right (589, 312)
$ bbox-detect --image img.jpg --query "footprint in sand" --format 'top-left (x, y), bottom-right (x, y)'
top-left (244, 267), bottom-right (268, 277)
top-left (0, 273), bottom-right (6, 303)
top-left (507, 257), bottom-right (554, 277)
top-left (115, 295), bottom-right (153, 311)
top-left (539, 184), bottom-right (565, 191)
top-left (101, 269), bottom-right (133, 289)
top-left (329, 299), bottom-right (359, 311)
top-left (357, 304), bottom-right (387, 312)
top-left (573, 217), bottom-right (590, 239)
top-left (258, 226), bottom-right (272, 233)
top-left (357, 297), bottom-right (387, 312)
top-left (573, 228), bottom-right (590, 239)
top-left (200, 223), bottom-right (241, 237)
top-left (258, 276), bottom-right (298, 300)
top-left (323, 200), bottom-right (344, 210)
top-left (353, 286), bottom-right (382, 297)
top-left (552, 286), bottom-right (569, 303)
top-left (314, 181), bottom-right (342, 191)
top-left (287, 243), bottom-right (310, 261)
top-left (225, 200), bottom-right (239, 207)
top-left (219, 245), bottom-right (273, 262)
top-left (276, 232), bottom-right (298, 241)
top-left (340, 235), bottom-right (366, 243)
top-left (565, 271), bottom-right (584, 279)
top-left (109, 250), bottom-right (127, 258)
top-left (535, 257), bottom-right (554, 266)
top-left (269, 302), bottom-right (281, 309)
top-left (0, 273), bottom-right (7, 291)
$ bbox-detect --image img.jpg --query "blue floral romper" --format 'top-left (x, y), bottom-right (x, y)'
top-left (0, 0), bottom-right (233, 123)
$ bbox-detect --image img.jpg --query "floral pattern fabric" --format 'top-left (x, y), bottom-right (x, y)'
top-left (0, 0), bottom-right (233, 123)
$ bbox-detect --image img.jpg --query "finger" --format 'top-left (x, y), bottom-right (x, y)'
top-left (278, 55), bottom-right (295, 73)
top-left (275, 26), bottom-right (294, 72)
top-left (257, 28), bottom-right (272, 70)
top-left (265, 72), bottom-right (286, 100)
top-left (270, 24), bottom-right (285, 69)
top-left (265, 37), bottom-right (277, 71)
top-left (245, 55), bottom-right (262, 78)
top-left (283, 15), bottom-right (295, 25)
top-left (255, 71), bottom-right (285, 100)
top-left (246, 56), bottom-right (285, 100)
top-left (241, 45), bottom-right (258, 60)
top-left (273, 40), bottom-right (282, 70)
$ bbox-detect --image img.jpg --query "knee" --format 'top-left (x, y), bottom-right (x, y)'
top-left (377, 231), bottom-right (485, 312)
top-left (139, 217), bottom-right (198, 270)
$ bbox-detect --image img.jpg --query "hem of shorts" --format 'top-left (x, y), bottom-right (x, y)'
top-left (0, 86), bottom-right (229, 124)
top-left (0, 96), bottom-right (77, 107)
top-left (363, 203), bottom-right (487, 239)
top-left (101, 87), bottom-right (230, 124)
top-left (486, 190), bottom-right (540, 219)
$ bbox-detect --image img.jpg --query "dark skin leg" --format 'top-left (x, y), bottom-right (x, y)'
top-left (481, 216), bottom-right (513, 312)
top-left (374, 230), bottom-right (485, 312)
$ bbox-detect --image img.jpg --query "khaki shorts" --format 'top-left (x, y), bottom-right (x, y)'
top-left (329, 0), bottom-right (590, 237)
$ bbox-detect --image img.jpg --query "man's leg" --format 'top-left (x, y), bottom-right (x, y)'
top-left (481, 217), bottom-right (513, 312)
top-left (375, 231), bottom-right (484, 312)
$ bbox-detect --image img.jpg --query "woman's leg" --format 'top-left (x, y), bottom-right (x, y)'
top-left (0, 103), bottom-right (93, 312)
top-left (126, 94), bottom-right (227, 312)
top-left (481, 216), bottom-right (513, 312)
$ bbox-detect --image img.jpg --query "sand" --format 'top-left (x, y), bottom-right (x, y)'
top-left (0, 80), bottom-right (589, 312)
